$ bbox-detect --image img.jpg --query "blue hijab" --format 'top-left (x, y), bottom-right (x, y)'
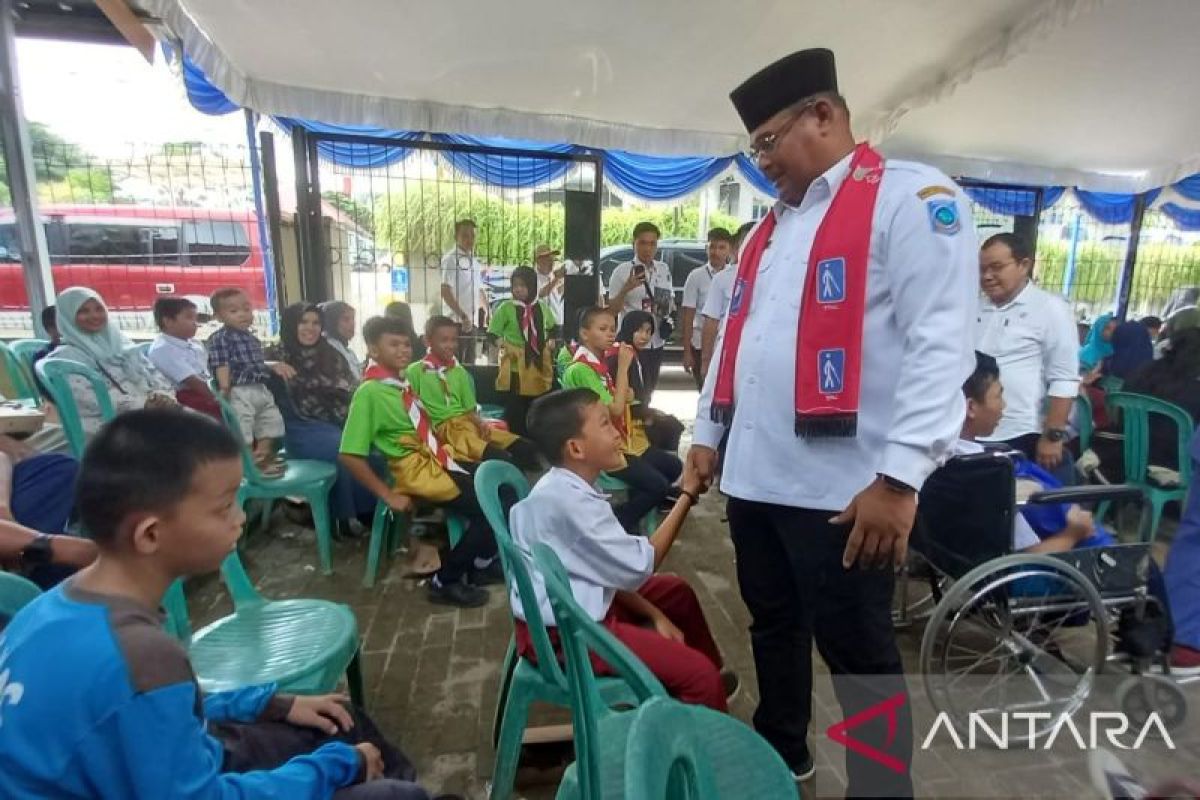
top-left (1106, 321), bottom-right (1154, 380)
top-left (1078, 312), bottom-right (1115, 372)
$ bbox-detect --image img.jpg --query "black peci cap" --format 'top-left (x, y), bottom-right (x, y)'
top-left (730, 48), bottom-right (838, 132)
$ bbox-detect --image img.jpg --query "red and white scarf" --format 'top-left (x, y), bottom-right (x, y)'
top-left (512, 299), bottom-right (544, 365)
top-left (420, 352), bottom-right (458, 397)
top-left (572, 346), bottom-right (627, 434)
top-left (364, 364), bottom-right (465, 473)
top-left (712, 142), bottom-right (884, 438)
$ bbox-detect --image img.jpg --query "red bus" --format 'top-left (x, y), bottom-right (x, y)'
top-left (0, 205), bottom-right (267, 318)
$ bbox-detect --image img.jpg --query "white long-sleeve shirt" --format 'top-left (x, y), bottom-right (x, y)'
top-left (694, 154), bottom-right (978, 511)
top-left (975, 282), bottom-right (1080, 442)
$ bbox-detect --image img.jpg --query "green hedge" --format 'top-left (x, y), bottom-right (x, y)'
top-left (1034, 240), bottom-right (1200, 315)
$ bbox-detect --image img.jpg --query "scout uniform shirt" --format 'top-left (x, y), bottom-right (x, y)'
top-left (405, 358), bottom-right (518, 463)
top-left (561, 351), bottom-right (648, 457)
top-left (487, 298), bottom-right (558, 396)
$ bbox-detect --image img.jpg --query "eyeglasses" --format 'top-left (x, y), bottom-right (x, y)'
top-left (980, 259), bottom-right (1020, 276)
top-left (747, 102), bottom-right (814, 160)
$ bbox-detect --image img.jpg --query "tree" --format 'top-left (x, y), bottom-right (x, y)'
top-left (323, 191), bottom-right (375, 235)
top-left (0, 122), bottom-right (114, 203)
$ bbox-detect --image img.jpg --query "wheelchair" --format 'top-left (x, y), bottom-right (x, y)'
top-left (901, 450), bottom-right (1191, 742)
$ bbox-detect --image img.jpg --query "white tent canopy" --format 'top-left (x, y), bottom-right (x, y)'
top-left (145, 0), bottom-right (1200, 192)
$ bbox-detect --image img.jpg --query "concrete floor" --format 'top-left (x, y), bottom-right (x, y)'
top-left (185, 367), bottom-right (1198, 799)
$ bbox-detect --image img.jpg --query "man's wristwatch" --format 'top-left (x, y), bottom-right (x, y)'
top-left (18, 533), bottom-right (54, 574)
top-left (1042, 428), bottom-right (1069, 443)
top-left (878, 474), bottom-right (916, 494)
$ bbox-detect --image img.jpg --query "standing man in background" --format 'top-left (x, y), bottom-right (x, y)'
top-left (699, 221), bottom-right (754, 382)
top-left (689, 48), bottom-right (977, 795)
top-left (440, 218), bottom-right (486, 363)
top-left (533, 243), bottom-right (567, 324)
top-left (681, 228), bottom-right (733, 389)
top-left (975, 232), bottom-right (1080, 484)
top-left (606, 222), bottom-right (675, 399)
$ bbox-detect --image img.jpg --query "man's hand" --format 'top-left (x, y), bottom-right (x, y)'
top-left (473, 413), bottom-right (490, 438)
top-left (832, 477), bottom-right (916, 569)
top-left (144, 393), bottom-right (178, 410)
top-left (355, 742), bottom-right (384, 782)
top-left (384, 490), bottom-right (414, 514)
top-left (0, 503), bottom-right (11, 522)
top-left (617, 343), bottom-right (635, 371)
top-left (286, 693), bottom-right (354, 735)
top-left (1037, 437), bottom-right (1064, 469)
top-left (620, 269), bottom-right (645, 296)
top-left (685, 445), bottom-right (718, 494)
top-left (652, 614), bottom-right (685, 644)
top-left (682, 348), bottom-right (696, 375)
top-left (269, 362), bottom-right (297, 380)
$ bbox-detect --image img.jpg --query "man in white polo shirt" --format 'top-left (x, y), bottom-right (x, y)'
top-left (440, 218), bottom-right (486, 363)
top-left (606, 221), bottom-right (675, 399)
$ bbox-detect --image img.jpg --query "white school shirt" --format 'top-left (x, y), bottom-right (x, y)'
top-left (147, 333), bottom-right (210, 388)
top-left (681, 263), bottom-right (725, 349)
top-left (951, 439), bottom-right (1039, 550)
top-left (439, 247), bottom-right (485, 319)
top-left (507, 467), bottom-right (654, 624)
top-left (536, 266), bottom-right (569, 323)
top-left (701, 267), bottom-right (736, 322)
top-left (694, 154), bottom-right (978, 511)
top-left (975, 282), bottom-right (1080, 442)
top-left (606, 258), bottom-right (674, 349)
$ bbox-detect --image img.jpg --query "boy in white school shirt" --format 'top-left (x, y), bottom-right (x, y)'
top-left (508, 388), bottom-right (737, 711)
top-left (147, 296), bottom-right (220, 419)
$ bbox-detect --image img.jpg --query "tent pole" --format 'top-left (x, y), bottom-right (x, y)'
top-left (0, 0), bottom-right (53, 336)
top-left (1115, 194), bottom-right (1147, 320)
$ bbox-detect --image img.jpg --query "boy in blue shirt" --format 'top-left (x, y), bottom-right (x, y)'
top-left (0, 409), bottom-right (447, 800)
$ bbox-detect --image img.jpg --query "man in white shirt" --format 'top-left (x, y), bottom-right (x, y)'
top-left (688, 49), bottom-right (976, 793)
top-left (606, 221), bottom-right (675, 399)
top-left (975, 232), bottom-right (1080, 484)
top-left (532, 243), bottom-right (566, 323)
top-left (680, 228), bottom-right (732, 389)
top-left (440, 218), bottom-right (487, 363)
top-left (699, 221), bottom-right (754, 382)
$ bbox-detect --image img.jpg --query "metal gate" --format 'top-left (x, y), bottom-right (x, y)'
top-left (290, 131), bottom-right (603, 339)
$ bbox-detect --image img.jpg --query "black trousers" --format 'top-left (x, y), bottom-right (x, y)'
top-left (500, 391), bottom-right (535, 437)
top-left (638, 346), bottom-right (665, 400)
top-left (727, 499), bottom-right (913, 798)
top-left (609, 448), bottom-right (680, 533)
top-left (437, 471), bottom-right (499, 584)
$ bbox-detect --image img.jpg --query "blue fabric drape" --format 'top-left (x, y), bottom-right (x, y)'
top-left (964, 185), bottom-right (1066, 216)
top-left (1173, 175), bottom-right (1200, 202)
top-left (602, 150), bottom-right (733, 201)
top-left (176, 47), bottom-right (239, 116)
top-left (429, 133), bottom-right (577, 188)
top-left (273, 118), bottom-right (423, 168)
top-left (1073, 188), bottom-right (1162, 225)
top-left (1160, 203), bottom-right (1200, 231)
top-left (734, 155), bottom-right (777, 198)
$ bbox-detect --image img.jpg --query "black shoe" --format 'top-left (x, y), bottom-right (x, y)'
top-left (791, 755), bottom-right (815, 782)
top-left (428, 578), bottom-right (489, 608)
top-left (470, 559), bottom-right (506, 587)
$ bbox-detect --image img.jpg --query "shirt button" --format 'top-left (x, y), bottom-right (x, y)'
top-left (745, 421), bottom-right (755, 431)
top-left (748, 376), bottom-right (757, 385)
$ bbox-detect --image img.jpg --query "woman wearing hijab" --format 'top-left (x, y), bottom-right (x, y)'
top-left (48, 286), bottom-right (175, 435)
top-left (486, 266), bottom-right (557, 435)
top-left (318, 300), bottom-right (362, 379)
top-left (1078, 312), bottom-right (1118, 373)
top-left (267, 302), bottom-right (374, 529)
top-left (1105, 320), bottom-right (1154, 380)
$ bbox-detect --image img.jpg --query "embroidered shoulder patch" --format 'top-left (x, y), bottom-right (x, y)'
top-left (917, 185), bottom-right (956, 200)
top-left (926, 199), bottom-right (960, 235)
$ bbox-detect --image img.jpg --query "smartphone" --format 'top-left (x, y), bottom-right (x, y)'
top-left (634, 263), bottom-right (646, 279)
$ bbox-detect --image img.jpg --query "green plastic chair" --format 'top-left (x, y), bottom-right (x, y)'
top-left (596, 473), bottom-right (659, 535)
top-left (363, 493), bottom-right (467, 588)
top-left (214, 394), bottom-right (339, 573)
top-left (1075, 391), bottom-right (1094, 453)
top-left (35, 358), bottom-right (117, 457)
top-left (1097, 392), bottom-right (1195, 542)
top-left (1, 340), bottom-right (40, 407)
top-left (0, 570), bottom-right (42, 623)
top-left (9, 338), bottom-right (49, 373)
top-left (162, 549), bottom-right (364, 705)
top-left (530, 543), bottom-right (666, 800)
top-left (1098, 374), bottom-right (1125, 395)
top-left (472, 461), bottom-right (641, 800)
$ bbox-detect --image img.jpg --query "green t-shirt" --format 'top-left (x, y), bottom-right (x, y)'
top-left (339, 379), bottom-right (418, 460)
top-left (405, 361), bottom-right (475, 425)
top-left (562, 361), bottom-right (613, 404)
top-left (487, 300), bottom-right (558, 349)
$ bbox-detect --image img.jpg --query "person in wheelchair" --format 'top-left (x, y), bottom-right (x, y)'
top-left (956, 351), bottom-right (1116, 554)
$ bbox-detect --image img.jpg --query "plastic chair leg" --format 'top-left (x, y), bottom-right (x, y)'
top-left (1145, 497), bottom-right (1167, 544)
top-left (490, 678), bottom-right (532, 800)
top-left (309, 489), bottom-right (335, 576)
top-left (492, 636), bottom-right (518, 747)
top-left (259, 499), bottom-right (273, 533)
top-left (346, 648), bottom-right (365, 708)
top-left (447, 512), bottom-right (466, 548)
top-left (364, 501), bottom-right (390, 588)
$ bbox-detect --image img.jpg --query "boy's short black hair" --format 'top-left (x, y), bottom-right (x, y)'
top-left (734, 220), bottom-right (755, 247)
top-left (707, 227), bottom-right (734, 244)
top-left (578, 305), bottom-right (615, 331)
top-left (1140, 315), bottom-right (1163, 330)
top-left (362, 315), bottom-right (412, 346)
top-left (425, 314), bottom-right (458, 339)
top-left (963, 351), bottom-right (1000, 402)
top-left (153, 296), bottom-right (197, 328)
top-left (210, 287), bottom-right (246, 314)
top-left (41, 304), bottom-right (57, 333)
top-left (76, 409), bottom-right (241, 545)
top-left (454, 218), bottom-right (476, 235)
top-left (526, 388), bottom-right (600, 465)
top-left (632, 221), bottom-right (660, 241)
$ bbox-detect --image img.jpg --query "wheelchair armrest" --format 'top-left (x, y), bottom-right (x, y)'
top-left (1026, 483), bottom-right (1144, 506)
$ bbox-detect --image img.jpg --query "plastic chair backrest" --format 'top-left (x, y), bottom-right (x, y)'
top-left (133, 341), bottom-right (152, 358)
top-left (1098, 375), bottom-right (1125, 394)
top-left (1074, 391), bottom-right (1094, 452)
top-left (0, 571), bottom-right (42, 621)
top-left (35, 358), bottom-right (117, 458)
top-left (1107, 392), bottom-right (1195, 486)
top-left (472, 461), bottom-right (567, 690)
top-left (214, 393), bottom-right (265, 482)
top-left (162, 580), bottom-right (193, 642)
top-left (533, 543), bottom-right (666, 797)
top-left (0, 340), bottom-right (39, 404)
top-left (624, 697), bottom-right (720, 800)
top-left (219, 548), bottom-right (265, 608)
top-left (9, 339), bottom-right (49, 372)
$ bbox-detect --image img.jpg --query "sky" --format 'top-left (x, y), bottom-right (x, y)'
top-left (16, 37), bottom-right (245, 156)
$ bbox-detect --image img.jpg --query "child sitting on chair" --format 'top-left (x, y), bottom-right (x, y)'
top-left (339, 316), bottom-right (502, 609)
top-left (207, 287), bottom-right (294, 478)
top-left (958, 351), bottom-right (1114, 553)
top-left (408, 316), bottom-right (540, 471)
top-left (148, 296), bottom-right (220, 419)
top-left (0, 409), bottom-right (448, 800)
top-left (509, 388), bottom-right (737, 711)
top-left (486, 266), bottom-right (558, 436)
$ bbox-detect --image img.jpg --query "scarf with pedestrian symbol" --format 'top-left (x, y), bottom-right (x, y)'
top-left (364, 364), bottom-right (465, 473)
top-left (572, 346), bottom-right (626, 435)
top-left (512, 299), bottom-right (545, 366)
top-left (712, 142), bottom-right (883, 438)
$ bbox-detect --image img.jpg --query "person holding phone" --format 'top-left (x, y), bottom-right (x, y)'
top-left (440, 218), bottom-right (486, 363)
top-left (606, 221), bottom-right (675, 399)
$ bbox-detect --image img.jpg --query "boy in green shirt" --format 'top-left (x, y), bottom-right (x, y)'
top-left (486, 266), bottom-right (558, 435)
top-left (339, 316), bottom-right (499, 608)
top-left (407, 316), bottom-right (541, 470)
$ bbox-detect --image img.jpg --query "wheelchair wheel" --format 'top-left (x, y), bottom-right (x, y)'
top-left (1115, 675), bottom-right (1187, 732)
top-left (920, 553), bottom-right (1107, 744)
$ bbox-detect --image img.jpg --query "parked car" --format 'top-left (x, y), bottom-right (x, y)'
top-left (0, 204), bottom-right (267, 332)
top-left (597, 239), bottom-right (710, 346)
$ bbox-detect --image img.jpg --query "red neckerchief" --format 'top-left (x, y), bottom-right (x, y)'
top-left (511, 299), bottom-right (543, 365)
top-left (363, 364), bottom-right (464, 473)
top-left (712, 142), bottom-right (884, 438)
top-left (572, 346), bottom-right (627, 435)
